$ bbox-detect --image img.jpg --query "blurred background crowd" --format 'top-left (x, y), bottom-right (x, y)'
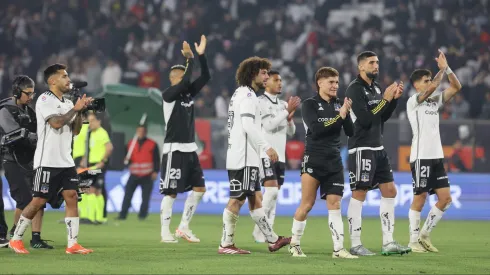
top-left (1, 0), bottom-right (490, 119)
top-left (0, 0), bottom-right (489, 172)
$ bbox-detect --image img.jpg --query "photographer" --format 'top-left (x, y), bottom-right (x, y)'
top-left (0, 75), bottom-right (52, 249)
top-left (9, 64), bottom-right (93, 254)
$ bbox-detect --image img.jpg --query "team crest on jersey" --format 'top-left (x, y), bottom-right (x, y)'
top-left (41, 96), bottom-right (47, 101)
top-left (40, 183), bottom-right (49, 193)
top-left (420, 178), bottom-right (427, 188)
top-left (247, 92), bottom-right (252, 97)
top-left (334, 103), bottom-right (341, 111)
top-left (170, 180), bottom-right (177, 189)
top-left (361, 172), bottom-right (370, 182)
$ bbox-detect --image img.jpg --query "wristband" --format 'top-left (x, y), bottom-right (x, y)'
top-left (446, 67), bottom-right (453, 75)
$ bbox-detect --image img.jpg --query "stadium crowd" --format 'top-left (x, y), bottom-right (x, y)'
top-left (0, 0), bottom-right (489, 120)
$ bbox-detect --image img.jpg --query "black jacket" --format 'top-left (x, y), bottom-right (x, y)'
top-left (345, 75), bottom-right (397, 150)
top-left (302, 94), bottom-right (354, 158)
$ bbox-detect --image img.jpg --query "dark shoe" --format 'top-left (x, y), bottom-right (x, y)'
top-left (0, 237), bottom-right (9, 248)
top-left (30, 239), bottom-right (54, 249)
top-left (268, 236), bottom-right (291, 252)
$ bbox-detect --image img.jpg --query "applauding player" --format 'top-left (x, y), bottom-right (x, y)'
top-left (252, 70), bottom-right (300, 243)
top-left (289, 67), bottom-right (356, 259)
top-left (346, 51), bottom-right (410, 256)
top-left (406, 49), bottom-right (462, 253)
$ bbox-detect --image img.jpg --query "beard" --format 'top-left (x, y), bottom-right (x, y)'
top-left (366, 71), bottom-right (378, 80)
top-left (256, 81), bottom-right (266, 90)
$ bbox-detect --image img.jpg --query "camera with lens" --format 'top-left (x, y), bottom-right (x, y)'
top-left (0, 128), bottom-right (37, 153)
top-left (70, 81), bottom-right (106, 113)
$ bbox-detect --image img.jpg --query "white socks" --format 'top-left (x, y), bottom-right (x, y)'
top-left (160, 196), bottom-right (175, 237)
top-left (178, 191), bottom-right (204, 230)
top-left (262, 187), bottom-right (278, 226)
top-left (421, 205), bottom-right (444, 237)
top-left (291, 219), bottom-right (306, 245)
top-left (409, 209), bottom-right (421, 243)
top-left (250, 208), bottom-right (278, 243)
top-left (347, 198), bottom-right (363, 247)
top-left (12, 215), bottom-right (31, 241)
top-left (65, 217), bottom-right (79, 247)
top-left (221, 209), bottom-right (238, 247)
top-left (380, 197), bottom-right (395, 245)
top-left (328, 210), bottom-right (344, 251)
top-left (253, 187), bottom-right (278, 239)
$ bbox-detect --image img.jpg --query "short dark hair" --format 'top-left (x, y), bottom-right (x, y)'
top-left (44, 63), bottom-right (67, 84)
top-left (315, 67), bottom-right (339, 91)
top-left (235, 57), bottom-right (271, 87)
top-left (268, 70), bottom-right (280, 77)
top-left (12, 75), bottom-right (34, 92)
top-left (357, 51), bottom-right (377, 64)
top-left (170, 64), bottom-right (186, 72)
top-left (410, 69), bottom-right (432, 85)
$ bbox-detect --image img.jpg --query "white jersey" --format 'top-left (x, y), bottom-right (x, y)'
top-left (258, 92), bottom-right (296, 162)
top-left (226, 86), bottom-right (271, 170)
top-left (33, 91), bottom-right (76, 168)
top-left (407, 92), bottom-right (445, 162)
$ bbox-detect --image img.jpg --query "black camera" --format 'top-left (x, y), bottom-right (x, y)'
top-left (70, 81), bottom-right (106, 113)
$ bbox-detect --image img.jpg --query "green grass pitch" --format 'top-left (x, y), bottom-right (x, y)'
top-left (1, 211), bottom-right (490, 274)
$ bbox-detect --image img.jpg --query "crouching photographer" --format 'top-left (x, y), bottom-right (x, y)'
top-left (0, 75), bottom-right (53, 249)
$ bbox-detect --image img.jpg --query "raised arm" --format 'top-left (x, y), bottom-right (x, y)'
top-left (189, 35), bottom-right (210, 97)
top-left (44, 95), bottom-right (86, 130)
top-left (416, 50), bottom-right (449, 104)
top-left (442, 68), bottom-right (463, 103)
top-left (347, 82), bottom-right (397, 128)
top-left (189, 54), bottom-right (211, 97)
top-left (72, 113), bottom-right (83, 135)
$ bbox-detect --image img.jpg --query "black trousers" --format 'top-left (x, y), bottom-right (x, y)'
top-left (0, 177), bottom-right (8, 238)
top-left (119, 174), bottom-right (153, 219)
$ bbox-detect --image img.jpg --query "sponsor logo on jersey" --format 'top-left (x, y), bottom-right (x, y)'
top-left (368, 99), bottom-right (380, 105)
top-left (317, 117), bottom-right (335, 122)
top-left (181, 101), bottom-right (194, 107)
top-left (425, 110), bottom-right (438, 115)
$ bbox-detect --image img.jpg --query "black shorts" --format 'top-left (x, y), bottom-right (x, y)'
top-left (348, 149), bottom-right (394, 191)
top-left (301, 154), bottom-right (344, 199)
top-left (227, 166), bottom-right (261, 198)
top-left (159, 151), bottom-right (205, 195)
top-left (3, 161), bottom-right (34, 210)
top-left (410, 159), bottom-right (449, 195)
top-left (260, 158), bottom-right (286, 186)
top-left (88, 163), bottom-right (106, 189)
top-left (32, 167), bottom-right (79, 207)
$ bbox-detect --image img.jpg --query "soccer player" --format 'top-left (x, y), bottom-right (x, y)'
top-left (289, 67), bottom-right (357, 259)
top-left (219, 57), bottom-right (291, 254)
top-left (252, 70), bottom-right (300, 243)
top-left (406, 49), bottom-right (462, 253)
top-left (159, 35), bottom-right (210, 243)
top-left (9, 63), bottom-right (93, 254)
top-left (346, 51), bottom-right (411, 256)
